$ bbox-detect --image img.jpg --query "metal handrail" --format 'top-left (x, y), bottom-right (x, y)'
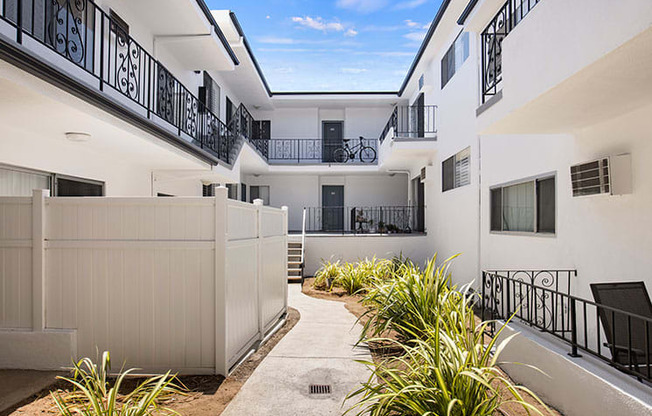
top-left (303, 205), bottom-right (425, 234)
top-left (481, 270), bottom-right (652, 383)
top-left (301, 208), bottom-right (306, 272)
top-left (379, 105), bottom-right (437, 143)
top-left (256, 138), bottom-right (378, 164)
top-left (0, 0), bottom-right (234, 163)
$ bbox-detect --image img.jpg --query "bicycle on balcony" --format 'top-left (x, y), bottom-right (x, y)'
top-left (333, 136), bottom-right (376, 163)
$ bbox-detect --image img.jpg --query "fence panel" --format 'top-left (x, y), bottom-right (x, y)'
top-left (0, 197), bottom-right (33, 329)
top-left (44, 197), bottom-right (217, 372)
top-left (0, 191), bottom-right (288, 374)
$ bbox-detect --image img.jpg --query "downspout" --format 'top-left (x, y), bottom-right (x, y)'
top-left (476, 135), bottom-right (482, 290)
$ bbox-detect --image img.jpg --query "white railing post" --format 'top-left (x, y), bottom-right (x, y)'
top-left (281, 206), bottom-right (289, 311)
top-left (301, 207), bottom-right (306, 277)
top-left (32, 189), bottom-right (48, 331)
top-left (214, 186), bottom-right (229, 375)
top-left (253, 198), bottom-right (264, 341)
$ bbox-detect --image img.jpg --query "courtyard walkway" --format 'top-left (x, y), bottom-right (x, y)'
top-left (221, 283), bottom-right (371, 416)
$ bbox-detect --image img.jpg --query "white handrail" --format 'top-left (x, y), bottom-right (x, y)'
top-left (301, 208), bottom-right (306, 270)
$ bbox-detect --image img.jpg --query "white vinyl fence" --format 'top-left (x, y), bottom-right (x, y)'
top-left (0, 189), bottom-right (288, 375)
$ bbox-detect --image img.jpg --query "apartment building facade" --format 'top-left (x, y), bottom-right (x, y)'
top-left (0, 0), bottom-right (651, 413)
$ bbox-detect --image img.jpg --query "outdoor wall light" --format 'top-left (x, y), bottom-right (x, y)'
top-left (65, 132), bottom-right (92, 142)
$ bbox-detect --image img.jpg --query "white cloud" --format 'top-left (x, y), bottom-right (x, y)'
top-left (292, 16), bottom-right (345, 32)
top-left (404, 19), bottom-right (430, 29)
top-left (266, 15), bottom-right (271, 19)
top-left (394, 0), bottom-right (429, 10)
top-left (403, 31), bottom-right (427, 42)
top-left (257, 37), bottom-right (296, 45)
top-left (341, 67), bottom-right (367, 74)
top-left (336, 0), bottom-right (389, 13)
top-left (291, 16), bottom-right (358, 37)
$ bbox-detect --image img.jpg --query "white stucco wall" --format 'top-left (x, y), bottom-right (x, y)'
top-left (304, 235), bottom-right (433, 276)
top-left (480, 104), bottom-right (652, 301)
top-left (242, 173), bottom-right (409, 231)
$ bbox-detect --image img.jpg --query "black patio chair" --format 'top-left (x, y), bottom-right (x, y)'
top-left (590, 281), bottom-right (652, 378)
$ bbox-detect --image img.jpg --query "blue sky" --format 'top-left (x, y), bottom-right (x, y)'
top-left (205, 0), bottom-right (443, 92)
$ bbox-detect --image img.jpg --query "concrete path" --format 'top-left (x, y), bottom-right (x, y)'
top-left (221, 284), bottom-right (371, 416)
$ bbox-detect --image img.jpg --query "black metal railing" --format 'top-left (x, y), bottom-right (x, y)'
top-left (379, 105), bottom-right (437, 143)
top-left (303, 206), bottom-right (425, 234)
top-left (481, 0), bottom-right (541, 103)
top-left (482, 270), bottom-right (652, 383)
top-left (251, 138), bottom-right (378, 164)
top-left (0, 0), bottom-right (234, 163)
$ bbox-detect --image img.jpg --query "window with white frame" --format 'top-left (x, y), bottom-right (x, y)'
top-left (442, 147), bottom-right (471, 192)
top-left (490, 176), bottom-right (556, 234)
top-left (441, 31), bottom-right (470, 88)
top-left (250, 185), bottom-right (270, 205)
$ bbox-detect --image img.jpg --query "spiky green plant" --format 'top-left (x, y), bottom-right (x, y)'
top-left (347, 319), bottom-right (549, 416)
top-left (313, 259), bottom-right (343, 291)
top-left (360, 254), bottom-right (458, 343)
top-left (51, 351), bottom-right (185, 416)
top-left (336, 262), bottom-right (373, 295)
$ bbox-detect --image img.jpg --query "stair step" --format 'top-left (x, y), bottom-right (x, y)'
top-left (288, 242), bottom-right (302, 248)
top-left (288, 270), bottom-right (302, 276)
top-left (288, 249), bottom-right (302, 254)
top-left (288, 256), bottom-right (301, 261)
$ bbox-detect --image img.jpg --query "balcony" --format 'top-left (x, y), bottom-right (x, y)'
top-left (481, 0), bottom-right (541, 104)
top-left (379, 105), bottom-right (437, 143)
top-left (247, 137), bottom-right (378, 165)
top-left (303, 206), bottom-right (425, 234)
top-left (0, 0), bottom-right (235, 164)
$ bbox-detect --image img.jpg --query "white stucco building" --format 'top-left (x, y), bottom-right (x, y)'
top-left (0, 0), bottom-right (651, 414)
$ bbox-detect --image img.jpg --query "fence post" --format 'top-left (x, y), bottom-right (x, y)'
top-left (281, 206), bottom-right (289, 312)
top-left (214, 187), bottom-right (229, 375)
top-left (568, 297), bottom-right (582, 357)
top-left (32, 189), bottom-right (48, 331)
top-left (254, 198), bottom-right (264, 341)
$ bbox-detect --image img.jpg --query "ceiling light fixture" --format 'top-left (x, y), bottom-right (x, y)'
top-left (65, 132), bottom-right (91, 142)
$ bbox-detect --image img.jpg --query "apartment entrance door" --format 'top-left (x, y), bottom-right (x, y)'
top-left (322, 121), bottom-right (343, 162)
top-left (412, 176), bottom-right (425, 232)
top-left (322, 185), bottom-right (344, 231)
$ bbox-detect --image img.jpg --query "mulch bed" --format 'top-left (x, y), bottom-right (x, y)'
top-left (5, 307), bottom-right (300, 416)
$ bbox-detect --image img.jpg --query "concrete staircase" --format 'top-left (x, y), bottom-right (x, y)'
top-left (287, 236), bottom-right (303, 283)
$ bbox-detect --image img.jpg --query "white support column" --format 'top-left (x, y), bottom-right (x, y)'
top-left (32, 189), bottom-right (48, 331)
top-left (214, 187), bottom-right (229, 376)
top-left (281, 206), bottom-right (289, 312)
top-left (253, 198), bottom-right (264, 340)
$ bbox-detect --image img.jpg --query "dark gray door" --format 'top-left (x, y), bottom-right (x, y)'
top-left (322, 122), bottom-right (343, 162)
top-left (416, 93), bottom-right (425, 137)
top-left (412, 176), bottom-right (425, 232)
top-left (322, 185), bottom-right (344, 231)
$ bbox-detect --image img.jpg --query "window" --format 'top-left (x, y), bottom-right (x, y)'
top-left (441, 31), bottom-right (469, 88)
top-left (55, 176), bottom-right (104, 197)
top-left (109, 9), bottom-right (130, 35)
top-left (442, 147), bottom-right (470, 192)
top-left (226, 97), bottom-right (234, 125)
top-left (252, 120), bottom-right (271, 140)
top-left (250, 186), bottom-right (270, 205)
top-left (226, 184), bottom-right (237, 200)
top-left (491, 176), bottom-right (556, 234)
top-left (0, 165), bottom-right (51, 196)
top-left (241, 184), bottom-right (247, 202)
top-left (202, 184), bottom-right (215, 197)
top-left (199, 72), bottom-right (220, 115)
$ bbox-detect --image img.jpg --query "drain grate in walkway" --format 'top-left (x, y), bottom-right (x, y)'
top-left (309, 384), bottom-right (332, 395)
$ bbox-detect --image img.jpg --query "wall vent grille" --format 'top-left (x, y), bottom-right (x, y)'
top-left (571, 158), bottom-right (610, 197)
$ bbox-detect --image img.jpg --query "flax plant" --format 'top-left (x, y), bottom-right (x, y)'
top-left (360, 254), bottom-right (458, 343)
top-left (313, 259), bottom-right (343, 291)
top-left (51, 351), bottom-right (185, 416)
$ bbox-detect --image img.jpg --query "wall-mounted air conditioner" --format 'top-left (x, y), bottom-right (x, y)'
top-left (570, 154), bottom-right (632, 197)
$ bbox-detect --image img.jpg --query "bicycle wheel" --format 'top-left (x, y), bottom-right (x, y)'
top-left (332, 148), bottom-right (348, 163)
top-left (359, 146), bottom-right (377, 163)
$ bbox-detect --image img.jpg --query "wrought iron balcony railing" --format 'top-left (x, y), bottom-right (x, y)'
top-left (481, 0), bottom-right (541, 103)
top-left (249, 138), bottom-right (378, 165)
top-left (0, 0), bottom-right (235, 163)
top-left (379, 105), bottom-right (437, 143)
top-left (481, 270), bottom-right (652, 384)
top-left (303, 206), bottom-right (425, 234)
